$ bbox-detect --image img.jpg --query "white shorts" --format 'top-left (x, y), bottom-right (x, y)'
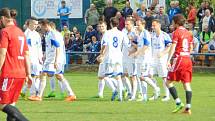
top-left (31, 63), bottom-right (42, 76)
top-left (137, 62), bottom-right (151, 77)
top-left (98, 63), bottom-right (106, 77)
top-left (151, 62), bottom-right (168, 77)
top-left (105, 62), bottom-right (123, 77)
top-left (123, 62), bottom-right (137, 77)
top-left (42, 63), bottom-right (65, 75)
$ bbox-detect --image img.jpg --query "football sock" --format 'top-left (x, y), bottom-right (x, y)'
top-left (144, 77), bottom-right (159, 91)
top-left (131, 77), bottom-right (137, 99)
top-left (169, 87), bottom-right (181, 105)
top-left (58, 80), bottom-right (65, 93)
top-left (105, 78), bottom-right (116, 92)
top-left (110, 78), bottom-right (117, 88)
top-left (186, 91), bottom-right (192, 109)
top-left (98, 79), bottom-right (105, 96)
top-left (163, 78), bottom-right (169, 97)
top-left (124, 77), bottom-right (132, 94)
top-left (137, 77), bottom-right (143, 93)
top-left (141, 81), bottom-right (148, 100)
top-left (3, 105), bottom-right (28, 121)
top-left (30, 78), bottom-right (36, 96)
top-left (35, 78), bottom-right (40, 94)
top-left (117, 78), bottom-right (123, 100)
top-left (39, 78), bottom-right (46, 97)
top-left (62, 79), bottom-right (74, 96)
top-left (7, 114), bottom-right (16, 121)
top-left (50, 76), bottom-right (56, 92)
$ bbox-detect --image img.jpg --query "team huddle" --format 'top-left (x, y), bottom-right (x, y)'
top-left (0, 7), bottom-right (193, 121)
top-left (96, 15), bottom-right (193, 114)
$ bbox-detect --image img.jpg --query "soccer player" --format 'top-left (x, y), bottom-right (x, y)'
top-left (96, 21), bottom-right (117, 98)
top-left (166, 14), bottom-right (193, 114)
top-left (29, 20), bottom-right (76, 101)
top-left (150, 19), bottom-right (172, 101)
top-left (23, 17), bottom-right (43, 100)
top-left (0, 8), bottom-right (30, 121)
top-left (100, 17), bottom-right (129, 101)
top-left (121, 18), bottom-right (137, 100)
top-left (130, 19), bottom-right (160, 101)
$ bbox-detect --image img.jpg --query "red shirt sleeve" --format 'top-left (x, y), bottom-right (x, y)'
top-left (0, 30), bottom-right (9, 49)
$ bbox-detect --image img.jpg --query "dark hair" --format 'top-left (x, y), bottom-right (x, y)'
top-left (40, 19), bottom-right (50, 26)
top-left (10, 9), bottom-right (17, 18)
top-left (0, 8), bottom-right (11, 18)
top-left (61, 0), bottom-right (66, 4)
top-left (110, 17), bottom-right (119, 27)
top-left (98, 21), bottom-right (107, 25)
top-left (173, 14), bottom-right (185, 26)
top-left (152, 19), bottom-right (161, 24)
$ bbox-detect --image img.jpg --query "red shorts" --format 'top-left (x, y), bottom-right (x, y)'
top-left (167, 56), bottom-right (192, 83)
top-left (0, 78), bottom-right (25, 104)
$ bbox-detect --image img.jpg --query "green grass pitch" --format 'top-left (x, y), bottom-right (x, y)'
top-left (0, 72), bottom-right (215, 121)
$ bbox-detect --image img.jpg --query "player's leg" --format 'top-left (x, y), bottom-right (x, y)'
top-left (96, 77), bottom-right (105, 98)
top-left (166, 79), bottom-right (184, 113)
top-left (115, 74), bottom-right (123, 101)
top-left (182, 82), bottom-right (192, 114)
top-left (46, 75), bottom-right (56, 98)
top-left (121, 74), bottom-right (132, 99)
top-left (161, 77), bottom-right (170, 101)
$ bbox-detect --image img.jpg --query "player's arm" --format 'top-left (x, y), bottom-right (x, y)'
top-left (158, 45), bottom-right (171, 58)
top-left (54, 47), bottom-right (60, 69)
top-left (0, 48), bottom-right (7, 70)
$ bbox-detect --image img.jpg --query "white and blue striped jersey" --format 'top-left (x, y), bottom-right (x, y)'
top-left (44, 30), bottom-right (66, 64)
top-left (101, 28), bottom-right (130, 64)
top-left (24, 28), bottom-right (42, 64)
top-left (136, 29), bottom-right (152, 63)
top-left (151, 31), bottom-right (172, 62)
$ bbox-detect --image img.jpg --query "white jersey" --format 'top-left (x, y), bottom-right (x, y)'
top-left (136, 29), bottom-right (152, 63)
top-left (102, 28), bottom-right (130, 64)
top-left (24, 28), bottom-right (42, 64)
top-left (44, 30), bottom-right (66, 64)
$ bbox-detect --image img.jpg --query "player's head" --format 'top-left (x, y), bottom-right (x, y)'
top-left (152, 19), bottom-right (161, 32)
top-left (98, 21), bottom-right (107, 34)
top-left (49, 21), bottom-right (56, 30)
top-left (40, 19), bottom-right (52, 32)
top-left (125, 18), bottom-right (134, 31)
top-left (110, 17), bottom-right (119, 29)
top-left (136, 19), bottom-right (146, 31)
top-left (172, 14), bottom-right (185, 29)
top-left (61, 0), bottom-right (66, 8)
top-left (0, 8), bottom-right (13, 29)
top-left (28, 17), bottom-right (38, 31)
top-left (10, 9), bottom-right (17, 19)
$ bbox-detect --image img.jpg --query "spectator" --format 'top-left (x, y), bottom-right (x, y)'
top-left (168, 1), bottom-right (181, 24)
top-left (64, 33), bottom-right (72, 51)
top-left (155, 6), bottom-right (170, 32)
top-left (187, 2), bottom-right (197, 28)
top-left (136, 3), bottom-right (147, 20)
top-left (144, 10), bottom-right (154, 31)
top-left (205, 1), bottom-right (214, 15)
top-left (168, 24), bottom-right (174, 38)
top-left (84, 25), bottom-right (97, 45)
top-left (61, 25), bottom-right (70, 37)
top-left (10, 9), bottom-right (18, 26)
top-left (57, 0), bottom-right (71, 30)
top-left (202, 9), bottom-right (215, 33)
top-left (208, 33), bottom-right (215, 66)
top-left (85, 3), bottom-right (100, 30)
top-left (150, 0), bottom-right (160, 14)
top-left (186, 23), bottom-right (199, 53)
top-left (121, 1), bottom-right (133, 18)
top-left (116, 11), bottom-right (125, 31)
top-left (200, 25), bottom-right (213, 55)
top-left (71, 32), bottom-right (83, 64)
top-left (103, 1), bottom-right (118, 30)
top-left (70, 26), bottom-right (79, 38)
top-left (86, 35), bottom-right (100, 64)
top-left (197, 2), bottom-right (206, 31)
top-left (174, 0), bottom-right (182, 14)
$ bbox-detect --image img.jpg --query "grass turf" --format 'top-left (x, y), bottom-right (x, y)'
top-left (0, 72), bottom-right (215, 121)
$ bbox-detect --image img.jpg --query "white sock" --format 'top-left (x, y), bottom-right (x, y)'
top-left (163, 78), bottom-right (169, 97)
top-left (137, 77), bottom-right (143, 94)
top-left (117, 77), bottom-right (123, 100)
top-left (58, 80), bottom-right (65, 93)
top-left (105, 77), bottom-right (116, 92)
top-left (175, 98), bottom-right (181, 104)
top-left (30, 78), bottom-right (36, 96)
top-left (122, 77), bottom-right (132, 94)
top-left (50, 76), bottom-right (56, 92)
top-left (39, 79), bottom-right (46, 97)
top-left (141, 81), bottom-right (148, 100)
top-left (186, 104), bottom-right (191, 109)
top-left (110, 78), bottom-right (117, 88)
top-left (98, 79), bottom-right (105, 96)
top-left (35, 78), bottom-right (40, 94)
top-left (62, 79), bottom-right (75, 96)
top-left (131, 76), bottom-right (137, 99)
top-left (144, 77), bottom-right (159, 92)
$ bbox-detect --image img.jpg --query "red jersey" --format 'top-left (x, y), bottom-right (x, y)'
top-left (0, 25), bottom-right (28, 78)
top-left (172, 26), bottom-right (193, 57)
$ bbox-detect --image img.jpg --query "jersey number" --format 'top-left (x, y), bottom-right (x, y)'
top-left (113, 37), bottom-right (118, 48)
top-left (182, 38), bottom-right (189, 51)
top-left (18, 36), bottom-right (25, 59)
